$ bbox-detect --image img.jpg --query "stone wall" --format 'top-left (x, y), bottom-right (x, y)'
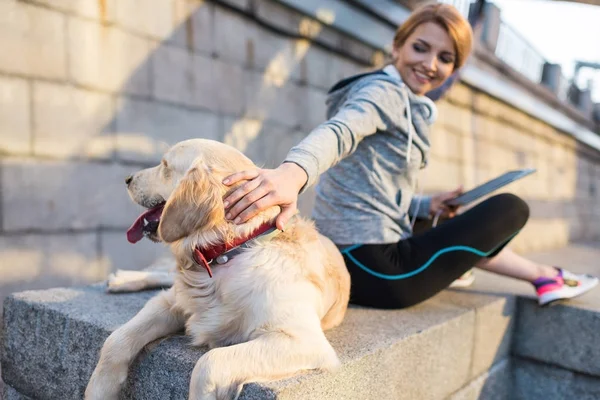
top-left (1, 0), bottom-right (599, 302)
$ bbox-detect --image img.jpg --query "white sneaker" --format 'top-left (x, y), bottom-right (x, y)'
top-left (534, 268), bottom-right (599, 306)
top-left (449, 269), bottom-right (475, 288)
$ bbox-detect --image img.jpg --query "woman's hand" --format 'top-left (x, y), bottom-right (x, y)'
top-left (429, 185), bottom-right (463, 218)
top-left (222, 162), bottom-right (308, 230)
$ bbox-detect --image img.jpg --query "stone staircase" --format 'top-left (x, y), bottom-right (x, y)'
top-left (3, 243), bottom-right (600, 399)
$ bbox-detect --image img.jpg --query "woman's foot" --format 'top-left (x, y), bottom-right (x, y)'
top-left (533, 268), bottom-right (598, 306)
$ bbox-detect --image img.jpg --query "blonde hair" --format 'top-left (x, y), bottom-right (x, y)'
top-left (393, 3), bottom-right (473, 71)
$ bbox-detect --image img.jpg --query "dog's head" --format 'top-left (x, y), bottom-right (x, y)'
top-left (126, 139), bottom-right (256, 244)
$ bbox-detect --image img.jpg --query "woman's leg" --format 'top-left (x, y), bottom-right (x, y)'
top-left (342, 193), bottom-right (530, 309)
top-left (476, 247), bottom-right (557, 281)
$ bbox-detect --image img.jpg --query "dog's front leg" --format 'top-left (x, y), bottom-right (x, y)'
top-left (188, 328), bottom-right (340, 400)
top-left (85, 289), bottom-right (185, 400)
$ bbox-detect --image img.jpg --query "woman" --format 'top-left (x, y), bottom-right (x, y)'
top-left (221, 4), bottom-right (597, 308)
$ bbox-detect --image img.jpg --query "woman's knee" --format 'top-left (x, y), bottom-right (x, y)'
top-left (486, 193), bottom-right (530, 229)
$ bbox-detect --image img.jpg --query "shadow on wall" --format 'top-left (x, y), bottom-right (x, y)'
top-left (0, 0), bottom-right (367, 302)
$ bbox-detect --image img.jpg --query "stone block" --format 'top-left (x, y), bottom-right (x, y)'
top-left (253, 0), bottom-right (304, 39)
top-left (1, 159), bottom-right (141, 230)
top-left (68, 18), bottom-right (152, 96)
top-left (1, 287), bottom-right (476, 400)
top-left (100, 231), bottom-right (170, 274)
top-left (0, 1), bottom-right (67, 79)
top-left (446, 83), bottom-right (473, 108)
top-left (447, 359), bottom-right (511, 400)
top-left (512, 358), bottom-right (600, 400)
top-left (430, 126), bottom-right (463, 162)
top-left (420, 159), bottom-right (462, 192)
top-left (3, 385), bottom-right (32, 400)
top-left (301, 46), bottom-right (334, 90)
top-left (32, 82), bottom-right (115, 159)
top-left (244, 71), bottom-right (305, 128)
top-left (251, 25), bottom-right (302, 84)
top-left (26, 0), bottom-right (117, 22)
top-left (1, 286), bottom-right (158, 400)
top-left (222, 117), bottom-right (304, 168)
top-left (301, 87), bottom-right (327, 132)
top-left (0, 76), bottom-right (30, 155)
top-left (114, 0), bottom-right (173, 40)
top-left (114, 97), bottom-right (221, 163)
top-left (213, 58), bottom-right (245, 116)
top-left (513, 297), bottom-right (600, 376)
top-left (213, 6), bottom-right (253, 66)
top-left (151, 45), bottom-right (218, 112)
top-left (0, 232), bottom-right (103, 306)
top-left (169, 0), bottom-right (214, 54)
top-left (329, 56), bottom-right (365, 85)
top-left (431, 290), bottom-right (515, 379)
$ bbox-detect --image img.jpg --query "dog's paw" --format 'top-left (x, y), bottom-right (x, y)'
top-left (85, 364), bottom-right (128, 400)
top-left (106, 270), bottom-right (150, 293)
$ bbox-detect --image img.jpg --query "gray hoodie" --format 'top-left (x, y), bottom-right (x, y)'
top-left (284, 65), bottom-right (438, 245)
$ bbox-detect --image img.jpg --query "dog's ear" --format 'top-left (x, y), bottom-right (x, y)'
top-left (158, 163), bottom-right (225, 243)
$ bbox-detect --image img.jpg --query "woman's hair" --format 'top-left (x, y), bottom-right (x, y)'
top-left (393, 3), bottom-right (473, 71)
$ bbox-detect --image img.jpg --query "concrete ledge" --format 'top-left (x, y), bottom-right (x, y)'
top-left (447, 358), bottom-right (511, 400)
top-left (512, 358), bottom-right (600, 400)
top-left (4, 243), bottom-right (600, 400)
top-left (1, 285), bottom-right (514, 400)
top-left (514, 298), bottom-right (600, 376)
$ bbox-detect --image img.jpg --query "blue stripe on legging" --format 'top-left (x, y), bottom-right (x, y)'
top-left (340, 232), bottom-right (519, 280)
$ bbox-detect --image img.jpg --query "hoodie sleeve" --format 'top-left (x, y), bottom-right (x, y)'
top-left (408, 195), bottom-right (432, 219)
top-left (284, 79), bottom-right (406, 192)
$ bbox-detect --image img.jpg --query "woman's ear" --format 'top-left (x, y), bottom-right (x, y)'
top-left (158, 163), bottom-right (225, 243)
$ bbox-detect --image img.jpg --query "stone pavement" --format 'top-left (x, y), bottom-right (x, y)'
top-left (2, 242), bottom-right (600, 399)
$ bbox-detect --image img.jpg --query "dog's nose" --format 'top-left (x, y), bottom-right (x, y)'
top-left (125, 175), bottom-right (133, 186)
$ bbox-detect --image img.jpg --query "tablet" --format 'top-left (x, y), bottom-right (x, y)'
top-left (444, 168), bottom-right (536, 207)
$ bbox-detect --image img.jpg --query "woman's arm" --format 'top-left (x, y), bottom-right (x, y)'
top-left (223, 80), bottom-right (406, 228)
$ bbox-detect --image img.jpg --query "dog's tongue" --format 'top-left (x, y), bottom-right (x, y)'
top-left (127, 203), bottom-right (165, 244)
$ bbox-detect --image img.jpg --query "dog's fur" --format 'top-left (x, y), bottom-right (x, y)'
top-left (85, 139), bottom-right (351, 400)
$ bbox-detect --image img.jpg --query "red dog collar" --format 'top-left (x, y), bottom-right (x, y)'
top-left (192, 221), bottom-right (278, 277)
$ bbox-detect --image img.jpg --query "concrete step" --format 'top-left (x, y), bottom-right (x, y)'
top-left (1, 284), bottom-right (515, 400)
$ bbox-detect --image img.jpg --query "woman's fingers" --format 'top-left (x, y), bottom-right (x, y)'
top-left (276, 205), bottom-right (297, 231)
top-left (223, 174), bottom-right (264, 209)
top-left (234, 194), bottom-right (279, 224)
top-left (222, 169), bottom-right (261, 186)
top-left (226, 188), bottom-right (271, 221)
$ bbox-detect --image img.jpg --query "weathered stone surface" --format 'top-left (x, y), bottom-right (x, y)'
top-left (68, 18), bottom-right (152, 96)
top-left (114, 97), bottom-right (221, 163)
top-left (0, 76), bottom-right (30, 155)
top-left (0, 1), bottom-right (67, 79)
top-left (447, 359), bottom-right (511, 400)
top-left (0, 232), bottom-right (102, 310)
top-left (2, 159), bottom-right (141, 230)
top-left (32, 81), bottom-right (115, 159)
top-left (512, 358), bottom-right (600, 400)
top-left (100, 231), bottom-right (170, 274)
top-left (26, 0), bottom-right (117, 22)
top-left (114, 0), bottom-right (173, 40)
top-left (2, 286), bottom-right (477, 400)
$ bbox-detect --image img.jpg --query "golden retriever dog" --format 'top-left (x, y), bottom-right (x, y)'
top-left (85, 139), bottom-right (351, 400)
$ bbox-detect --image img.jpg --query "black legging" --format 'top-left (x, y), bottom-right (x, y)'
top-left (339, 193), bottom-right (530, 309)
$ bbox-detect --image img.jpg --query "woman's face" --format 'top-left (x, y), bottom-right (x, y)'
top-left (393, 22), bottom-right (456, 95)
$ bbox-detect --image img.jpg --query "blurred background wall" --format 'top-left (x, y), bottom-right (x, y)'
top-left (1, 0), bottom-right (600, 306)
